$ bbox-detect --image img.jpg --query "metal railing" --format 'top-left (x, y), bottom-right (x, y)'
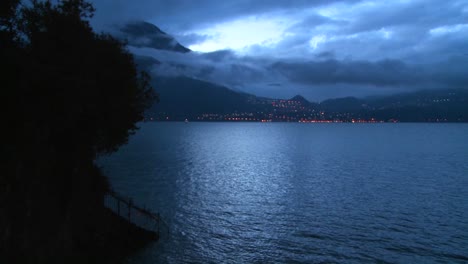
top-left (104, 190), bottom-right (167, 237)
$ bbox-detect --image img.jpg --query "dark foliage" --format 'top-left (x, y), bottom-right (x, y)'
top-left (0, 0), bottom-right (156, 261)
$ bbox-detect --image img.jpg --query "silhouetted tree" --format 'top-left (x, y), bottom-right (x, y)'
top-left (0, 0), bottom-right (156, 261)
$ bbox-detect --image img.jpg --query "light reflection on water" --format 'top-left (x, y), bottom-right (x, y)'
top-left (99, 123), bottom-right (468, 263)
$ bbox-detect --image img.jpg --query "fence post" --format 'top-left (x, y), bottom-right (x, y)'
top-left (105, 190), bottom-right (163, 238)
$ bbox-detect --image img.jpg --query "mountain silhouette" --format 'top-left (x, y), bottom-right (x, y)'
top-left (148, 76), bottom-right (261, 119)
top-left (119, 21), bottom-right (190, 53)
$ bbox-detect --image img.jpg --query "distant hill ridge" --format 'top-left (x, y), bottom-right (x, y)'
top-left (146, 78), bottom-right (468, 122)
top-left (290, 95), bottom-right (309, 103)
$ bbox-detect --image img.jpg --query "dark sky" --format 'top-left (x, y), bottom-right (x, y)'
top-left (90, 0), bottom-right (468, 100)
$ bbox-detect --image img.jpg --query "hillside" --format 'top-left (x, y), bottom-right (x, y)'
top-left (151, 76), bottom-right (249, 117)
top-left (146, 86), bottom-right (468, 122)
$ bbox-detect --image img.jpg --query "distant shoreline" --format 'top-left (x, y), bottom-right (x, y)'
top-left (143, 120), bottom-right (468, 123)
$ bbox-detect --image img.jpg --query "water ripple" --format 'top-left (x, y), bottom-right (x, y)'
top-left (99, 123), bottom-right (468, 264)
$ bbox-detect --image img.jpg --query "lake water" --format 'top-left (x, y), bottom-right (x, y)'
top-left (99, 123), bottom-right (468, 263)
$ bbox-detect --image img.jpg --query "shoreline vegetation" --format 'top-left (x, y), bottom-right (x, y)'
top-left (1, 0), bottom-right (157, 262)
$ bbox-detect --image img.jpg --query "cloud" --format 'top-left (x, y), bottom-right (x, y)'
top-left (90, 0), bottom-right (357, 32)
top-left (90, 0), bottom-right (468, 61)
top-left (300, 0), bottom-right (468, 61)
top-left (340, 0), bottom-right (466, 35)
top-left (201, 50), bottom-right (237, 62)
top-left (287, 13), bottom-right (341, 31)
top-left (175, 33), bottom-right (212, 46)
top-left (270, 56), bottom-right (468, 89)
top-left (89, 0), bottom-right (468, 99)
top-left (130, 43), bottom-right (468, 100)
top-left (270, 59), bottom-right (425, 86)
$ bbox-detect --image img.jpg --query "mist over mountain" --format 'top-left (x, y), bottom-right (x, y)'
top-left (116, 21), bottom-right (190, 53)
top-left (109, 20), bottom-right (468, 103)
top-left (106, 20), bottom-right (468, 122)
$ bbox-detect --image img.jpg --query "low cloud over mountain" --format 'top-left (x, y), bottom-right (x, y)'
top-left (112, 21), bottom-right (190, 53)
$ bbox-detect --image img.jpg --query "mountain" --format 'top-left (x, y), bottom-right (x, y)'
top-left (147, 76), bottom-right (268, 120)
top-left (290, 95), bottom-right (311, 105)
top-left (316, 89), bottom-right (468, 122)
top-left (118, 21), bottom-right (190, 53)
top-left (319, 97), bottom-right (365, 112)
top-left (117, 22), bottom-right (467, 122)
top-left (146, 86), bottom-right (468, 122)
top-left (363, 89), bottom-right (468, 122)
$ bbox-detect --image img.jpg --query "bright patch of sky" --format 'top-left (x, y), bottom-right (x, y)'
top-left (315, 2), bottom-right (349, 20)
top-left (429, 23), bottom-right (468, 36)
top-left (309, 35), bottom-right (327, 49)
top-left (188, 15), bottom-right (296, 53)
top-left (379, 28), bottom-right (393, 39)
top-left (185, 1), bottom-right (403, 55)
